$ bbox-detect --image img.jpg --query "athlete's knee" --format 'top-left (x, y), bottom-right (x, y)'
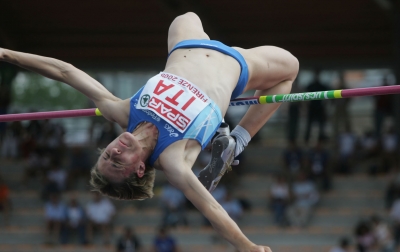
top-left (274, 47), bottom-right (299, 81)
top-left (288, 53), bottom-right (300, 79)
top-left (279, 79), bottom-right (294, 95)
top-left (260, 46), bottom-right (299, 81)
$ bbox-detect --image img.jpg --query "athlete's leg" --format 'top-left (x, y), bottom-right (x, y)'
top-left (231, 46), bottom-right (299, 157)
top-left (244, 84), bottom-right (292, 133)
top-left (238, 46), bottom-right (298, 135)
top-left (199, 46), bottom-right (298, 191)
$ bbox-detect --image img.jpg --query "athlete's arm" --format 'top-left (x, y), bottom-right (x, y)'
top-left (162, 165), bottom-right (271, 252)
top-left (0, 48), bottom-right (128, 126)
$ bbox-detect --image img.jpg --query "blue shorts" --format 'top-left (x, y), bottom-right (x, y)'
top-left (169, 39), bottom-right (249, 99)
top-left (183, 101), bottom-right (222, 146)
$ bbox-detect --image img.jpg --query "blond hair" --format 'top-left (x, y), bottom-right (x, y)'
top-left (90, 149), bottom-right (155, 200)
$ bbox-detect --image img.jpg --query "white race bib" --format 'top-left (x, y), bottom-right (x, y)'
top-left (136, 72), bottom-right (211, 133)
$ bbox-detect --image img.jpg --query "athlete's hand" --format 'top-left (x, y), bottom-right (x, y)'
top-left (240, 245), bottom-right (272, 252)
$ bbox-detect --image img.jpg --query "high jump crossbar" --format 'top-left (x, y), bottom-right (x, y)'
top-left (0, 85), bottom-right (399, 122)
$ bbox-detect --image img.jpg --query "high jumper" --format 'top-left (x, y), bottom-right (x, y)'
top-left (0, 12), bottom-right (299, 252)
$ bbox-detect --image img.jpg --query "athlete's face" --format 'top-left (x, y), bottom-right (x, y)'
top-left (97, 132), bottom-right (145, 183)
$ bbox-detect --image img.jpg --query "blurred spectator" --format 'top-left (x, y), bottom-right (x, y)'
top-left (44, 193), bottom-right (66, 245)
top-left (116, 226), bottom-right (142, 252)
top-left (0, 175), bottom-right (11, 226)
top-left (23, 149), bottom-right (52, 188)
top-left (220, 192), bottom-right (243, 222)
top-left (385, 175), bottom-right (400, 210)
top-left (160, 184), bottom-right (188, 228)
top-left (304, 69), bottom-right (330, 144)
top-left (329, 237), bottom-right (351, 252)
top-left (336, 126), bottom-right (357, 175)
top-left (370, 215), bottom-right (395, 252)
top-left (354, 220), bottom-right (376, 252)
top-left (19, 131), bottom-right (36, 160)
top-left (41, 176), bottom-right (61, 202)
top-left (67, 147), bottom-right (92, 189)
top-left (283, 140), bottom-right (303, 179)
top-left (96, 121), bottom-right (118, 148)
top-left (374, 76), bottom-right (394, 137)
top-left (306, 140), bottom-right (331, 191)
top-left (380, 126), bottom-right (398, 173)
top-left (268, 174), bottom-right (290, 227)
top-left (86, 192), bottom-right (116, 244)
top-left (1, 121), bottom-right (24, 159)
top-left (47, 162), bottom-right (67, 192)
top-left (61, 197), bottom-right (86, 245)
top-left (35, 120), bottom-right (65, 159)
top-left (287, 172), bottom-right (319, 227)
top-left (332, 73), bottom-right (352, 140)
top-left (26, 119), bottom-right (44, 139)
top-left (360, 130), bottom-right (379, 159)
top-left (359, 130), bottom-right (381, 175)
top-left (152, 227), bottom-right (178, 252)
top-left (41, 119), bottom-right (54, 139)
top-left (42, 121), bottom-right (65, 159)
top-left (389, 197), bottom-right (400, 247)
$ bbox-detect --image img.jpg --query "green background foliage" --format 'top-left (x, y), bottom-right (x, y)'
top-left (11, 72), bottom-right (88, 111)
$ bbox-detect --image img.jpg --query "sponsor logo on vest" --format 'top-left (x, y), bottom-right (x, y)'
top-left (140, 94), bottom-right (150, 107)
top-left (148, 97), bottom-right (190, 131)
top-left (164, 124), bottom-right (179, 137)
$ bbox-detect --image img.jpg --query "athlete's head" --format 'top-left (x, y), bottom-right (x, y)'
top-left (90, 132), bottom-right (155, 200)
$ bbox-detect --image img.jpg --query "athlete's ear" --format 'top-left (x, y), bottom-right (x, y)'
top-left (136, 162), bottom-right (146, 178)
